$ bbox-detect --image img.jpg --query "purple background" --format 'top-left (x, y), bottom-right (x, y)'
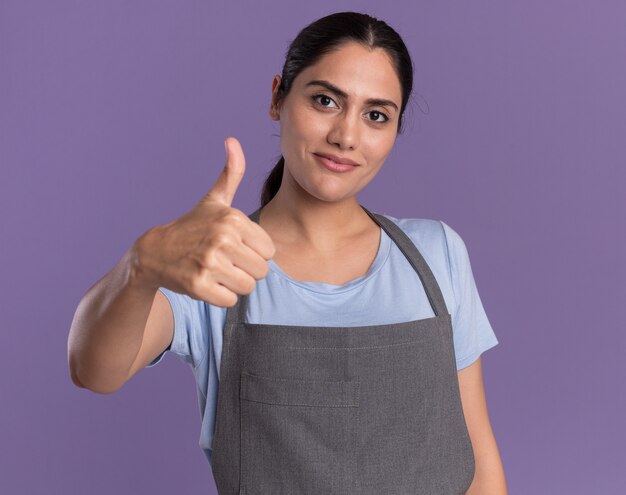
top-left (2, 1), bottom-right (624, 493)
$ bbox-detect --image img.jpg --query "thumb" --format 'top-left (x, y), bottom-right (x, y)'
top-left (204, 137), bottom-right (246, 206)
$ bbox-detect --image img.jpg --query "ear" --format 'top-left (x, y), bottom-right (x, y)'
top-left (269, 104), bottom-right (280, 120)
top-left (269, 75), bottom-right (282, 121)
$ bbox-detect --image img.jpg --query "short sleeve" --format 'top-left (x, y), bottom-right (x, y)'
top-left (145, 287), bottom-right (210, 369)
top-left (440, 221), bottom-right (499, 370)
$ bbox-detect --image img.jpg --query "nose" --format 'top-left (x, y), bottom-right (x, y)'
top-left (327, 107), bottom-right (360, 150)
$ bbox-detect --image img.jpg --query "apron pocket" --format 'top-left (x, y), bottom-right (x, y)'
top-left (239, 372), bottom-right (360, 495)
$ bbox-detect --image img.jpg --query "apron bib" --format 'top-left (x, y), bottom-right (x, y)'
top-left (211, 206), bottom-right (475, 494)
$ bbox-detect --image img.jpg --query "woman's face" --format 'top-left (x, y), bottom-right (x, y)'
top-left (270, 41), bottom-right (403, 204)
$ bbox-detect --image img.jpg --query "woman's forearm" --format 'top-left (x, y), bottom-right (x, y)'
top-left (67, 239), bottom-right (158, 394)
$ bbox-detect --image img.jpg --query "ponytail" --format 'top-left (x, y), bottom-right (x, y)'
top-left (260, 156), bottom-right (284, 208)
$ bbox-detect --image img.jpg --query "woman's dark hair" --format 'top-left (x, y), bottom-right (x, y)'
top-left (260, 11), bottom-right (415, 208)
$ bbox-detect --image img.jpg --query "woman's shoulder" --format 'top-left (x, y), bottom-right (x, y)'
top-left (378, 212), bottom-right (465, 251)
top-left (376, 212), bottom-right (471, 284)
top-left (379, 212), bottom-right (443, 237)
top-left (377, 212), bottom-right (452, 252)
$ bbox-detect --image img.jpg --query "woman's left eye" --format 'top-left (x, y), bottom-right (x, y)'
top-left (312, 94), bottom-right (390, 124)
top-left (367, 110), bottom-right (390, 123)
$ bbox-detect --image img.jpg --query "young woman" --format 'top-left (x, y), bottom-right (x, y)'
top-left (68, 11), bottom-right (507, 494)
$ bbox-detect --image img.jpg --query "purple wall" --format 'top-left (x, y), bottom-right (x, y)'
top-left (2, 1), bottom-right (624, 493)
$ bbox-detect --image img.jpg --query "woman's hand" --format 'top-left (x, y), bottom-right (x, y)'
top-left (132, 137), bottom-right (276, 307)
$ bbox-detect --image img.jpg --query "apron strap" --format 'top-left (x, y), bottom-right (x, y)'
top-left (358, 205), bottom-right (449, 318)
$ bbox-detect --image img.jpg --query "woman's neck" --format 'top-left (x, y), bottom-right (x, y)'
top-left (259, 186), bottom-right (374, 253)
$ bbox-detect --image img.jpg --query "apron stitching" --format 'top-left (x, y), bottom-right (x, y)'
top-left (286, 340), bottom-right (432, 350)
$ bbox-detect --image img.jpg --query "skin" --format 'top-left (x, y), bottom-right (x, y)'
top-left (260, 41), bottom-right (508, 493)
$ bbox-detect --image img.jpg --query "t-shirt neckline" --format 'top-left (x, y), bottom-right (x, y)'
top-left (267, 226), bottom-right (392, 294)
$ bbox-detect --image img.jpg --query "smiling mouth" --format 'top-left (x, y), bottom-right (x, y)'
top-left (313, 153), bottom-right (358, 173)
top-left (313, 153), bottom-right (359, 167)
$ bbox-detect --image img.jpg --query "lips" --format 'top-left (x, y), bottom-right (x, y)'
top-left (314, 153), bottom-right (358, 173)
top-left (314, 153), bottom-right (359, 167)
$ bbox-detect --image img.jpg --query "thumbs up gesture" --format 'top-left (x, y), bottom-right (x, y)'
top-left (132, 137), bottom-right (276, 307)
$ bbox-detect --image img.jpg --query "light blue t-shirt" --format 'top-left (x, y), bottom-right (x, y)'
top-left (146, 214), bottom-right (499, 466)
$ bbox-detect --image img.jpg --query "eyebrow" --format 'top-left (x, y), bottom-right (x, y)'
top-left (304, 79), bottom-right (399, 111)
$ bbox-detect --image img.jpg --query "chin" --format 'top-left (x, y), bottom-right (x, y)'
top-left (288, 168), bottom-right (354, 203)
top-left (307, 187), bottom-right (354, 204)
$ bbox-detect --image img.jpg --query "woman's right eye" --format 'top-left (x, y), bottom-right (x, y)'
top-left (312, 94), bottom-right (338, 108)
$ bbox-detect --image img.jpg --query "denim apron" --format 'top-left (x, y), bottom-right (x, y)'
top-left (211, 205), bottom-right (475, 494)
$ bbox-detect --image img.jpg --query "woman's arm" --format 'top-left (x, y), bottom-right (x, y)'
top-left (67, 240), bottom-right (173, 394)
top-left (458, 357), bottom-right (508, 494)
